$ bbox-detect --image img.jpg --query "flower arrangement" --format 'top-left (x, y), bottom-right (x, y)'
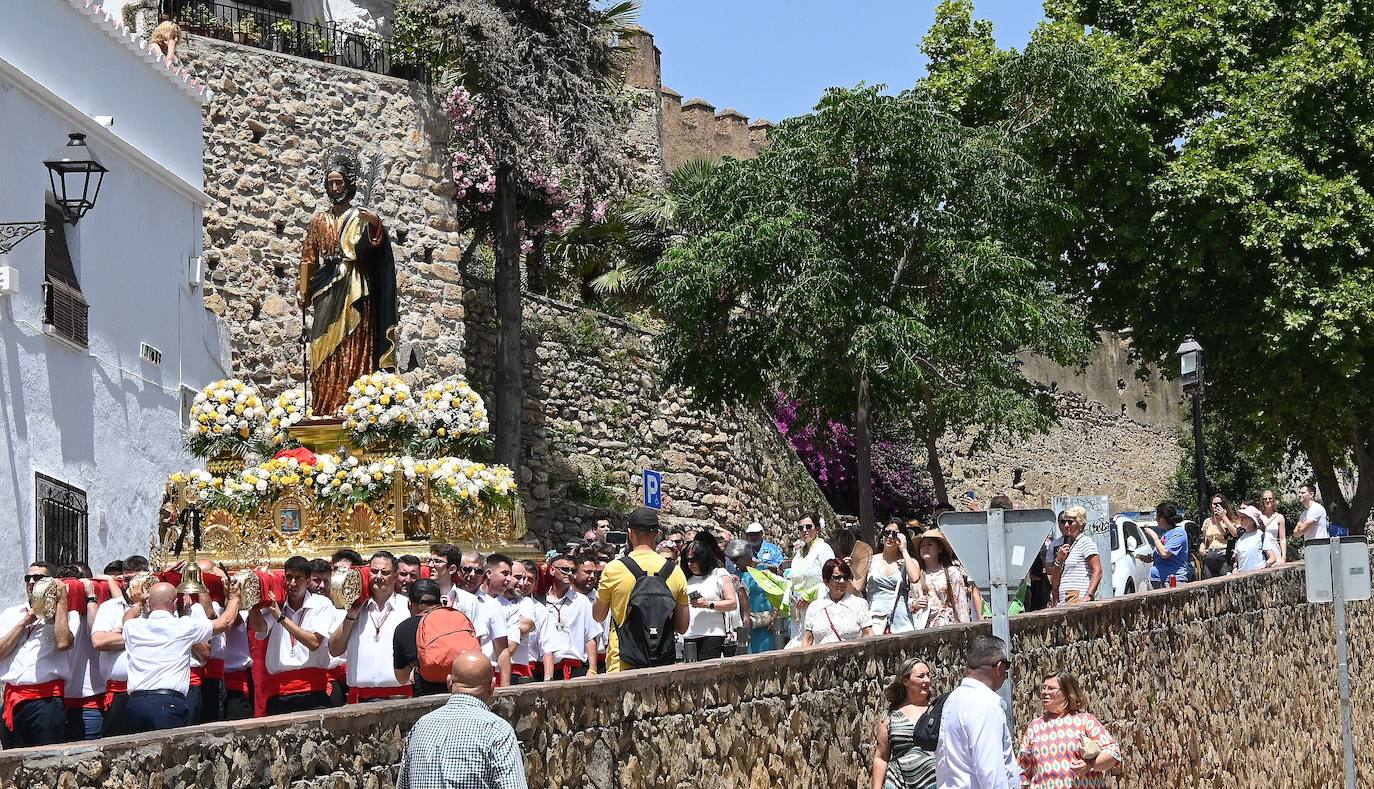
top-left (263, 387), bottom-right (309, 449)
top-left (311, 453), bottom-right (398, 507)
top-left (412, 376), bottom-right (491, 456)
top-left (186, 379), bottom-right (267, 459)
top-left (417, 456), bottom-right (519, 515)
top-left (341, 372), bottom-right (418, 449)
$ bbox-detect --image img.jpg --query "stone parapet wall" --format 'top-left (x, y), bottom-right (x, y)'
top-left (5, 562), bottom-right (1368, 787)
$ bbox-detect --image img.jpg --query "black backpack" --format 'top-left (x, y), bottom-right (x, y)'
top-left (912, 691), bottom-right (950, 751)
top-left (614, 556), bottom-right (679, 669)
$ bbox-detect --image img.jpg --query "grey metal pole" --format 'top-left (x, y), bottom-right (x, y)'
top-left (1330, 540), bottom-right (1356, 789)
top-left (987, 508), bottom-right (1012, 727)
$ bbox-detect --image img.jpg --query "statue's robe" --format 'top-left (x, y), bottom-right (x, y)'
top-left (299, 207), bottom-right (398, 415)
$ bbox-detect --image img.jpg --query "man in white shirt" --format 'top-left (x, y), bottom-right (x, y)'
top-left (221, 608), bottom-right (253, 720)
top-left (91, 555), bottom-right (149, 737)
top-left (476, 553), bottom-right (516, 686)
top-left (536, 553), bottom-right (599, 680)
top-left (0, 562), bottom-right (76, 747)
top-left (329, 552), bottom-right (411, 703)
top-left (307, 557), bottom-right (349, 706)
top-left (395, 554), bottom-right (422, 596)
top-left (61, 572), bottom-right (106, 741)
top-left (1294, 482), bottom-right (1330, 541)
top-left (503, 560), bottom-right (541, 684)
top-left (426, 543), bottom-right (465, 608)
top-left (249, 555), bottom-right (335, 715)
top-left (936, 635), bottom-right (1020, 789)
top-left (120, 581), bottom-right (241, 733)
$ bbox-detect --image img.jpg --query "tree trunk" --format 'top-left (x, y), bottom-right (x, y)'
top-left (922, 386), bottom-right (950, 509)
top-left (1309, 431), bottom-right (1374, 536)
top-left (493, 166), bottom-right (523, 474)
top-left (526, 230), bottom-right (548, 295)
top-left (855, 373), bottom-right (876, 547)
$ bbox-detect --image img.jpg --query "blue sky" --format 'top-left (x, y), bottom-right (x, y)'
top-left (637, 1), bottom-right (1045, 123)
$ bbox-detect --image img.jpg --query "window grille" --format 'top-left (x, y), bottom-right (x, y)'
top-left (35, 473), bottom-right (88, 567)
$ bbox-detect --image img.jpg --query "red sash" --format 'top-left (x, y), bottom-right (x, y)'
top-left (63, 694), bottom-right (102, 711)
top-left (189, 666), bottom-right (204, 687)
top-left (553, 658), bottom-right (585, 680)
top-left (326, 664), bottom-right (347, 697)
top-left (271, 667), bottom-right (328, 697)
top-left (204, 659), bottom-right (225, 680)
top-left (510, 662), bottom-right (533, 678)
top-left (223, 669), bottom-right (251, 696)
top-left (2, 679), bottom-right (64, 730)
top-left (103, 679), bottom-right (128, 711)
top-left (346, 685), bottom-right (412, 704)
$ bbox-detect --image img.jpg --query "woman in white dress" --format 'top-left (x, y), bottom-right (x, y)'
top-left (910, 529), bottom-right (972, 627)
top-left (803, 558), bottom-right (873, 646)
top-left (1258, 490), bottom-right (1287, 563)
top-left (787, 513), bottom-right (834, 643)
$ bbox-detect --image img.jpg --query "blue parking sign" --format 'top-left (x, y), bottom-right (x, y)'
top-left (643, 469), bottom-right (663, 510)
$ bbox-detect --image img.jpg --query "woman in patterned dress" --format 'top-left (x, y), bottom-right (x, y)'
top-left (1018, 672), bottom-right (1121, 787)
top-left (870, 657), bottom-right (938, 789)
top-left (910, 530), bottom-right (973, 627)
top-left (801, 559), bottom-right (872, 646)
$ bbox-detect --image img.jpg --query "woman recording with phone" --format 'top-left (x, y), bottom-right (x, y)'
top-left (862, 523), bottom-right (922, 634)
top-left (681, 534), bottom-right (738, 661)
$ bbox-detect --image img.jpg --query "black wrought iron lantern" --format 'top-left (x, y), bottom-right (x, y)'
top-left (43, 133), bottom-right (107, 223)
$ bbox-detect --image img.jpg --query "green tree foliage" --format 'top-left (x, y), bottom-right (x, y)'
top-left (653, 85), bottom-right (1093, 540)
top-left (927, 0), bottom-right (1374, 529)
top-left (1167, 399), bottom-right (1288, 514)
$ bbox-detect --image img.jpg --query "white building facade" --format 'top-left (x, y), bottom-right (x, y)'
top-left (0, 0), bottom-right (227, 605)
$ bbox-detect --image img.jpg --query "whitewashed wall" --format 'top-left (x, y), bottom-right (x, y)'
top-left (0, 0), bottom-right (226, 606)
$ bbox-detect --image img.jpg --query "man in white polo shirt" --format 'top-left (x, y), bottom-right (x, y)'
top-left (475, 553), bottom-right (516, 687)
top-left (120, 581), bottom-right (241, 733)
top-left (0, 562), bottom-right (76, 747)
top-left (249, 555), bottom-right (335, 715)
top-left (90, 555), bottom-right (149, 737)
top-left (536, 553), bottom-right (599, 680)
top-left (328, 552), bottom-right (411, 703)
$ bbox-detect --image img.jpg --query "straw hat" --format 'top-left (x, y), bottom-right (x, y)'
top-left (917, 528), bottom-right (957, 561)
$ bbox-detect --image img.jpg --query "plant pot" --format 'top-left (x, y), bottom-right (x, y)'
top-left (232, 31), bottom-right (247, 44)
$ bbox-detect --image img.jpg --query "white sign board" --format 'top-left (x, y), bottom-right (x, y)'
top-left (1052, 495), bottom-right (1113, 601)
top-left (1305, 538), bottom-right (1372, 603)
top-left (939, 509), bottom-right (1056, 594)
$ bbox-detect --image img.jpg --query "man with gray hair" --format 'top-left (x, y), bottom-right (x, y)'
top-left (936, 635), bottom-right (1019, 788)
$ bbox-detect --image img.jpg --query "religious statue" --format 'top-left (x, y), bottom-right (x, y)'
top-left (297, 147), bottom-right (399, 415)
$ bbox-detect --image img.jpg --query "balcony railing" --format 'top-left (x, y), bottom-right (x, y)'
top-left (161, 0), bottom-right (429, 82)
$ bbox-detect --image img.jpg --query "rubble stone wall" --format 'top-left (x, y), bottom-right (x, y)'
top-left (4, 562), bottom-right (1367, 788)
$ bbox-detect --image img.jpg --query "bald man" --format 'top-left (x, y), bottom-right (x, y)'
top-left (397, 651), bottom-right (527, 789)
top-left (121, 581), bottom-right (241, 733)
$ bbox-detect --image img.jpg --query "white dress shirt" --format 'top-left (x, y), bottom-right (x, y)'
top-left (343, 593), bottom-right (408, 688)
top-left (536, 588), bottom-right (597, 663)
top-left (507, 596), bottom-right (540, 666)
top-left (255, 594), bottom-right (334, 674)
top-left (64, 609), bottom-right (105, 698)
top-left (0, 605), bottom-right (79, 686)
top-left (222, 612), bottom-right (251, 672)
top-left (936, 677), bottom-right (1020, 789)
top-left (186, 603), bottom-right (225, 669)
top-left (91, 597), bottom-right (132, 683)
top-left (322, 603), bottom-right (348, 671)
top-left (123, 610), bottom-right (214, 695)
top-left (476, 592), bottom-right (513, 666)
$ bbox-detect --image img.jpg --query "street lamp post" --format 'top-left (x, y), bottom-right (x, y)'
top-left (0, 132), bottom-right (108, 255)
top-left (1177, 338), bottom-right (1206, 522)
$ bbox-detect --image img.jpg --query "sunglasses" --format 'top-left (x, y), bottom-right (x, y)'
top-left (551, 566), bottom-right (574, 575)
top-left (1057, 518), bottom-right (1074, 525)
top-left (882, 531), bottom-right (900, 539)
top-left (458, 567), bottom-right (482, 575)
top-left (827, 575), bottom-right (851, 582)
top-left (426, 557), bottom-right (447, 565)
top-left (24, 574), bottom-right (47, 583)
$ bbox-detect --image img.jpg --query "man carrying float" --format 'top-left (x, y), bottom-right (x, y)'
top-left (0, 562), bottom-right (76, 747)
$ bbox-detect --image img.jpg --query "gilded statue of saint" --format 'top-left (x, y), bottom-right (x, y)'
top-left (297, 147), bottom-right (398, 415)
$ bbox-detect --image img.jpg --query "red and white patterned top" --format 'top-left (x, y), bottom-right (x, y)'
top-left (1018, 711), bottom-right (1121, 788)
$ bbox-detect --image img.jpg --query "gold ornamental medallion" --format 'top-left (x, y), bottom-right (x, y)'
top-left (29, 578), bottom-right (63, 620)
top-left (328, 567), bottom-right (363, 609)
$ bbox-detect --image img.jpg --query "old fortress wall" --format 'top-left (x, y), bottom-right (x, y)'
top-left (177, 23), bottom-right (1180, 552)
top-left (5, 561), bottom-right (1366, 787)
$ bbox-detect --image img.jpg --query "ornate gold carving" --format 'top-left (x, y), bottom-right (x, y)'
top-left (328, 567), bottom-right (363, 609)
top-left (29, 578), bottom-right (63, 620)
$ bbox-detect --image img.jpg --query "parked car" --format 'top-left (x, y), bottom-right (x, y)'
top-left (1110, 514), bottom-right (1154, 595)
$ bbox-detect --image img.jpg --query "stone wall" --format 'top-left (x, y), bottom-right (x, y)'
top-left (6, 562), bottom-right (1369, 787)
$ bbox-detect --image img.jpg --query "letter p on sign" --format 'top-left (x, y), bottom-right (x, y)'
top-left (643, 469), bottom-right (662, 510)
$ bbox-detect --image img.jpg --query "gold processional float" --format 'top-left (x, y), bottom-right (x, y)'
top-left (137, 371), bottom-right (527, 608)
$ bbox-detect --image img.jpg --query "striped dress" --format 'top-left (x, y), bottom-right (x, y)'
top-left (1018, 711), bottom-right (1121, 788)
top-left (883, 709), bottom-right (937, 789)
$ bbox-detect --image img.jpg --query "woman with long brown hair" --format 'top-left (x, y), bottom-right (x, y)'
top-left (910, 530), bottom-right (972, 627)
top-left (871, 657), bottom-right (938, 789)
top-left (1201, 493), bottom-right (1239, 578)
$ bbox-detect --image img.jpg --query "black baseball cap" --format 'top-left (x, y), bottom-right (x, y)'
top-left (627, 507), bottom-right (660, 532)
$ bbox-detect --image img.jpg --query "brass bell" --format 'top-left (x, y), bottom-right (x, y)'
top-left (176, 548), bottom-right (209, 597)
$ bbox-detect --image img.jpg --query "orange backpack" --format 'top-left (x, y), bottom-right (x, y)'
top-left (415, 607), bottom-right (480, 683)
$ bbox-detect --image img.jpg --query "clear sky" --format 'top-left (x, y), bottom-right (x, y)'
top-left (636, 1), bottom-right (1045, 124)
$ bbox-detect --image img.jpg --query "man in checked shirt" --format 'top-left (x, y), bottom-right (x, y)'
top-left (397, 650), bottom-right (527, 789)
